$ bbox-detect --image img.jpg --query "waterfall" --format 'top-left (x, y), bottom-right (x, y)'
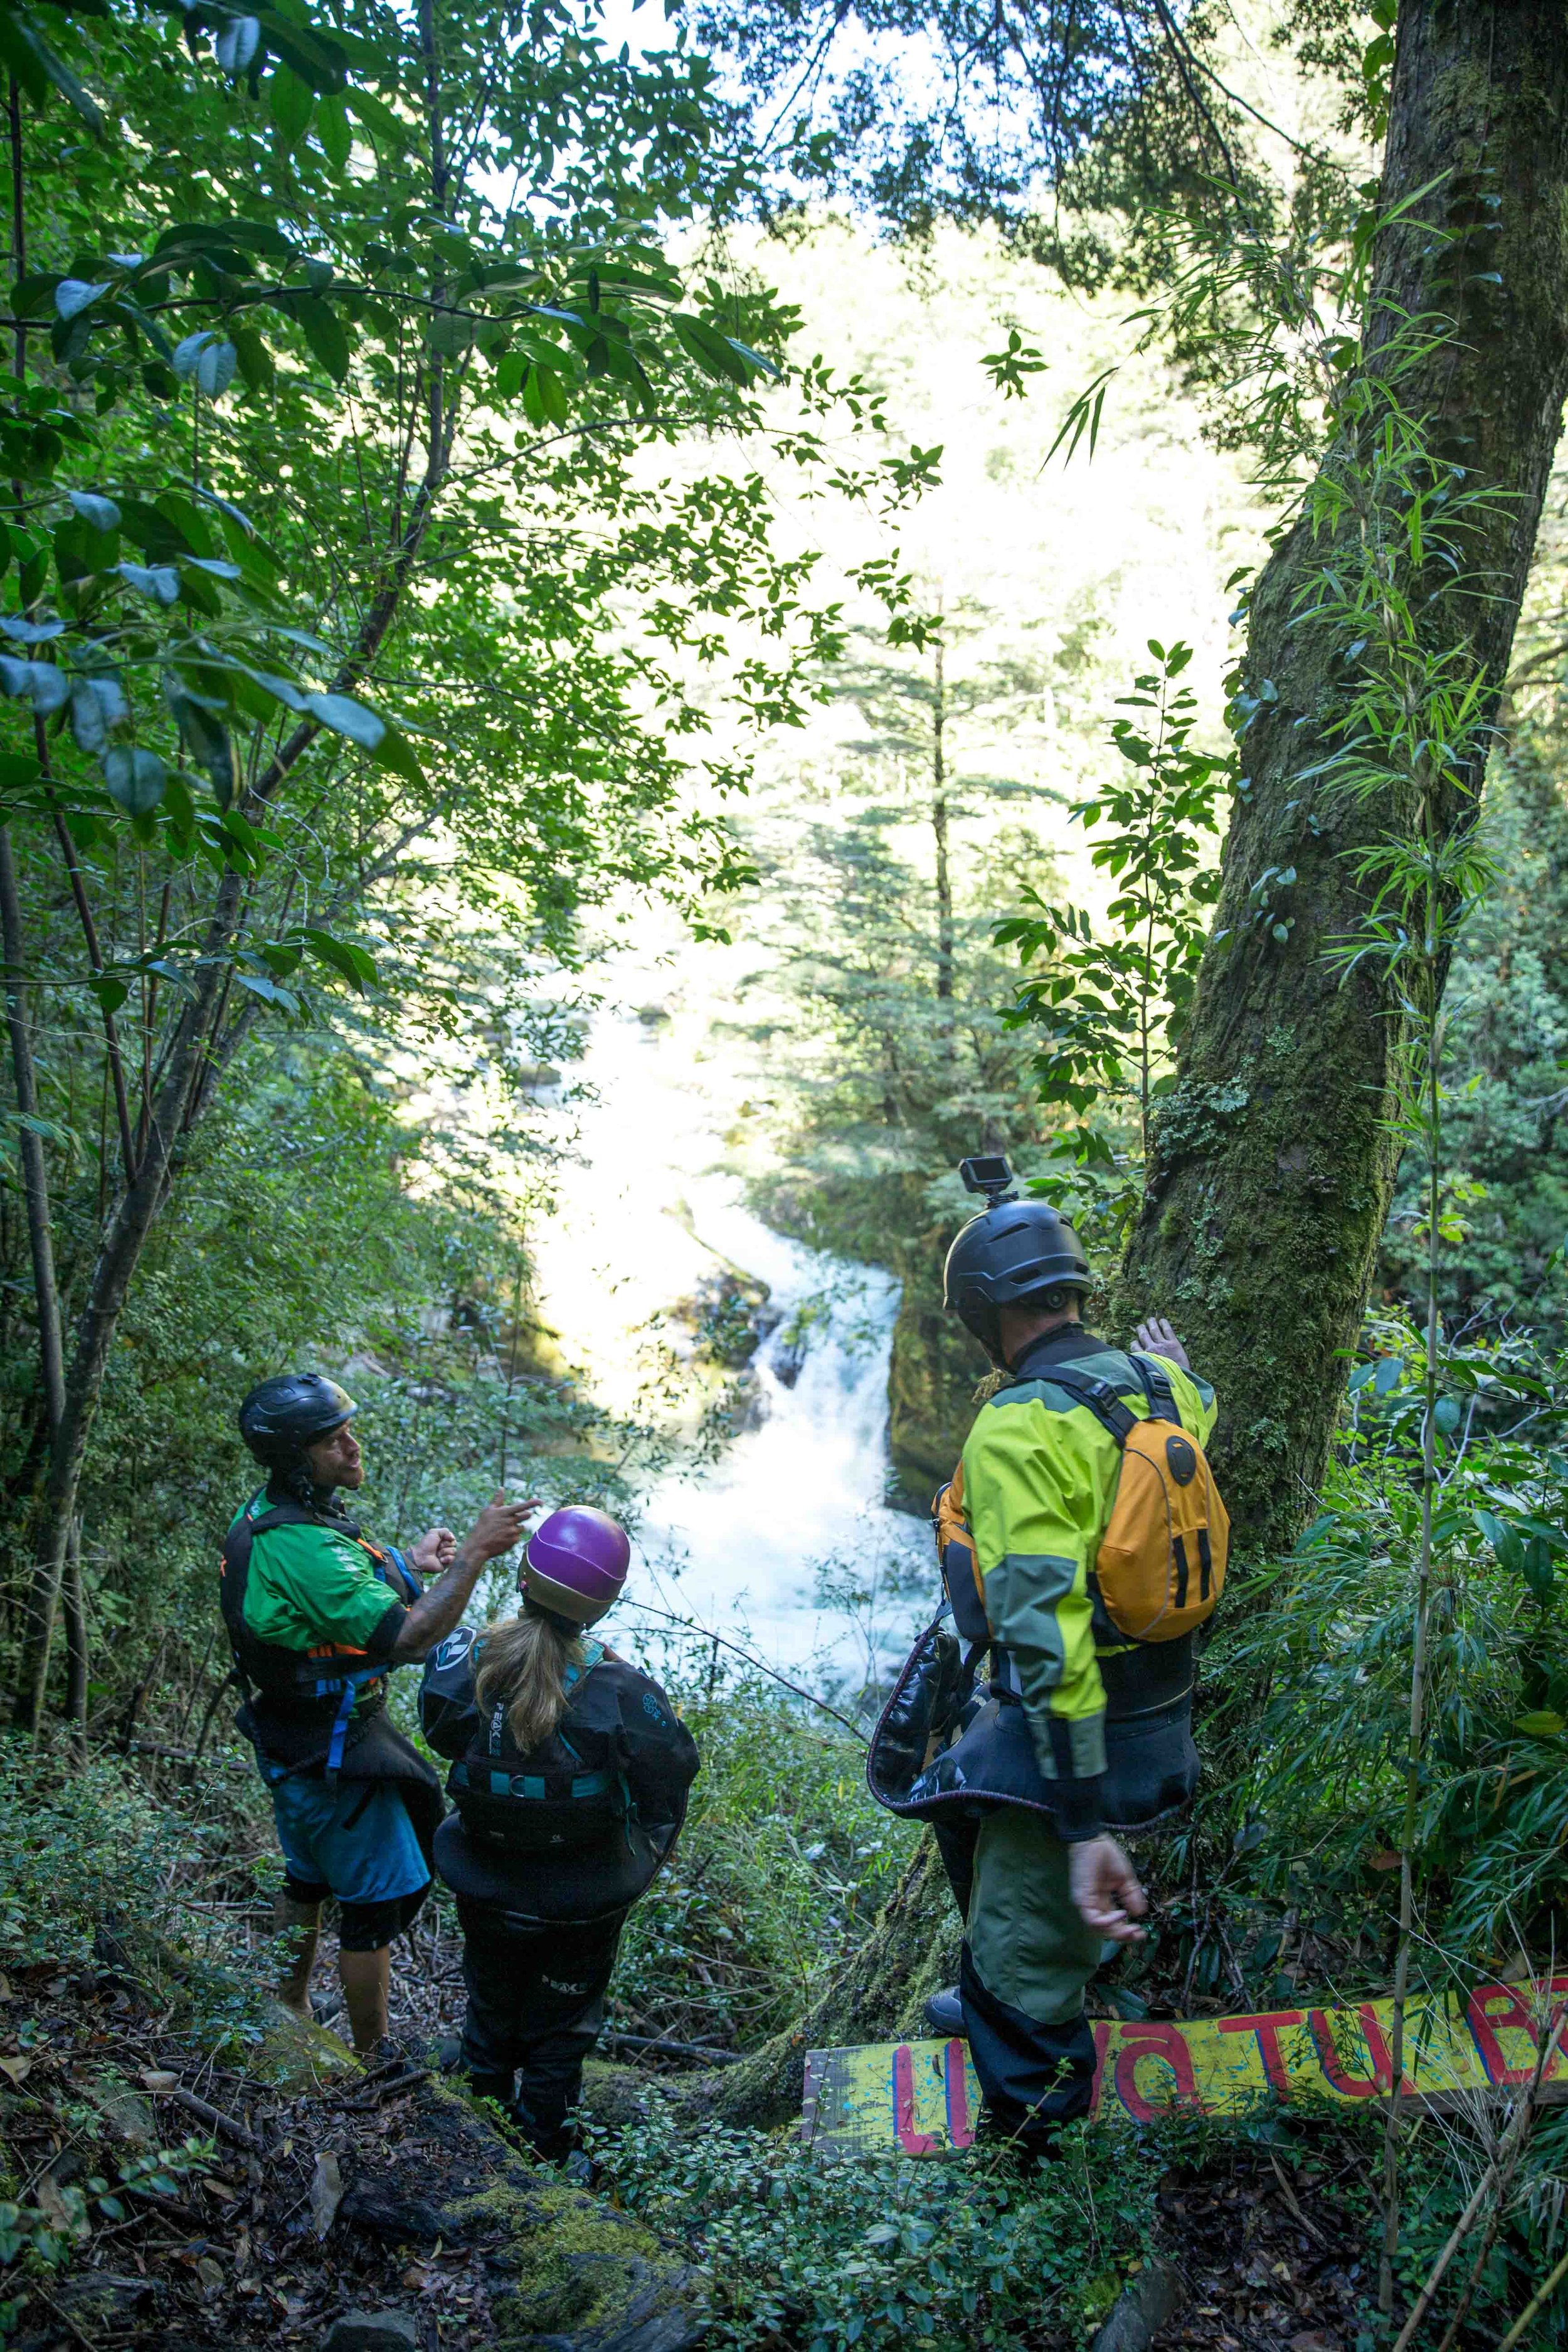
top-left (526, 993), bottom-right (931, 1681)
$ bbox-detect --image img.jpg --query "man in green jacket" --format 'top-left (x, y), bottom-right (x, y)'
top-left (934, 1159), bottom-right (1217, 2156)
top-left (225, 1372), bottom-right (532, 2052)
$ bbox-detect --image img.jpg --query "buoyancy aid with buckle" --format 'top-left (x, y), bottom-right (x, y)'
top-left (218, 1486), bottom-right (420, 1775)
top-left (443, 1636), bottom-right (627, 1851)
top-left (419, 1625), bottom-right (700, 1924)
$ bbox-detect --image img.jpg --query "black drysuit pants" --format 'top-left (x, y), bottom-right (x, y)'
top-left (457, 1898), bottom-right (625, 2156)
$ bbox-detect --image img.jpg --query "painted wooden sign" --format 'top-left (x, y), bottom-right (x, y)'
top-left (800, 1978), bottom-right (1568, 2160)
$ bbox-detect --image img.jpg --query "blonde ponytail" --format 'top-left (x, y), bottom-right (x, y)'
top-left (474, 1602), bottom-right (585, 1756)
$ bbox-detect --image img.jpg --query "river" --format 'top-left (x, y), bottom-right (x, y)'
top-left (526, 982), bottom-right (930, 1688)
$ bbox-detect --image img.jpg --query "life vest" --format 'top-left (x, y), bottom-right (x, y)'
top-left (420, 1626), bottom-right (701, 1924)
top-left (445, 1638), bottom-right (628, 1853)
top-left (218, 1489), bottom-right (418, 1774)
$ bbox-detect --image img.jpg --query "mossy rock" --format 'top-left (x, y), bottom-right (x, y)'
top-left (245, 1998), bottom-right (360, 2092)
top-left (340, 2078), bottom-right (705, 2351)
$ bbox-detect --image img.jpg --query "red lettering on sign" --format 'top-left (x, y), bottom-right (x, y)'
top-left (892, 2043), bottom-right (938, 2154)
top-left (1110, 2023), bottom-right (1201, 2120)
top-left (1464, 1982), bottom-right (1568, 2089)
top-left (943, 2038), bottom-right (974, 2149)
top-left (1308, 2009), bottom-right (1383, 2098)
top-left (1352, 2007), bottom-right (1416, 2098)
top-left (1217, 2010), bottom-right (1306, 2094)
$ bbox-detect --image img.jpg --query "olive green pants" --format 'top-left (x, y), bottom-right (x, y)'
top-left (961, 1806), bottom-right (1103, 2139)
top-left (967, 1808), bottom-right (1102, 2023)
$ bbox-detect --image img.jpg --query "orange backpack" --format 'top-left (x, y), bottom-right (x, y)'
top-left (1037, 1357), bottom-right (1229, 1643)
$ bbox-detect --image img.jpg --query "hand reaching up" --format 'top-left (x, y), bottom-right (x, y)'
top-left (1135, 1315), bottom-right (1190, 1372)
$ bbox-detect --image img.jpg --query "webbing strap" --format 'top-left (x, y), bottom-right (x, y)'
top-left (1028, 1360), bottom-right (1139, 1444)
top-left (483, 1767), bottom-right (615, 1799)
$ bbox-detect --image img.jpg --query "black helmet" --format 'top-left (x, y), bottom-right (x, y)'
top-left (238, 1372), bottom-right (357, 1466)
top-left (943, 1157), bottom-right (1092, 1366)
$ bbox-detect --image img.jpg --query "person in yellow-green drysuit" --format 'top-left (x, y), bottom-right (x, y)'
top-left (921, 1160), bottom-right (1217, 2158)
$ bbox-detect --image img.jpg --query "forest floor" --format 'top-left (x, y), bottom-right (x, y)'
top-left (0, 1920), bottom-right (1401, 2352)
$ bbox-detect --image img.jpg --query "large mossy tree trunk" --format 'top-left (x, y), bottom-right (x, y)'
top-left (1115, 0), bottom-right (1568, 1555)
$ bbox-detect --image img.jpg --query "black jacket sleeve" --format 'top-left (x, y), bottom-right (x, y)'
top-left (617, 1669), bottom-right (700, 1830)
top-left (418, 1624), bottom-right (482, 1760)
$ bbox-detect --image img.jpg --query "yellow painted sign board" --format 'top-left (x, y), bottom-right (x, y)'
top-left (801, 1978), bottom-right (1568, 2159)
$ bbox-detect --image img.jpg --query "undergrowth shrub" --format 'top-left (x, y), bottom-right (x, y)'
top-left (0, 1739), bottom-right (179, 1972)
top-left (0, 1737), bottom-right (273, 2055)
top-left (1199, 1320), bottom-right (1568, 1983)
top-left (606, 1658), bottom-right (916, 2048)
top-left (588, 2101), bottom-right (1153, 2349)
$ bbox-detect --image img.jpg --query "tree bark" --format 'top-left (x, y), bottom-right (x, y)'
top-left (1116, 0), bottom-right (1568, 1553)
top-left (931, 641), bottom-right (954, 1033)
top-left (708, 1832), bottom-right (960, 2126)
top-left (0, 824), bottom-right (65, 1444)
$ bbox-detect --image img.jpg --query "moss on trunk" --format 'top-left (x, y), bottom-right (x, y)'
top-left (706, 1831), bottom-right (960, 2128)
top-left (1116, 0), bottom-right (1568, 1554)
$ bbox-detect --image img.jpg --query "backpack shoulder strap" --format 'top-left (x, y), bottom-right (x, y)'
top-left (1128, 1351), bottom-right (1180, 1424)
top-left (1029, 1359), bottom-right (1139, 1445)
top-left (232, 1496), bottom-right (324, 1545)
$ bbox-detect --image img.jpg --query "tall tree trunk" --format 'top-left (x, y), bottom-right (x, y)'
top-left (0, 825), bottom-right (65, 1444)
top-left (1116, 0), bottom-right (1568, 1552)
top-left (931, 640), bottom-right (954, 1039)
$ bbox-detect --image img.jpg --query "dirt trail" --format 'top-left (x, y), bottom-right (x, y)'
top-left (0, 1941), bottom-right (704, 2352)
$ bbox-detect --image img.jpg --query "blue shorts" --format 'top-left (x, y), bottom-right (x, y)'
top-left (267, 1773), bottom-right (428, 1907)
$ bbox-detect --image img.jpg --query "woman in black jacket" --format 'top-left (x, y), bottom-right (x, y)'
top-left (420, 1505), bottom-right (698, 2158)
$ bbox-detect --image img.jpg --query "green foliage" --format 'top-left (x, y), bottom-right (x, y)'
top-left (997, 638), bottom-right (1226, 1248)
top-left (740, 621), bottom-right (1059, 1274)
top-left (588, 2099), bottom-right (1153, 2350)
top-left (1381, 732), bottom-right (1568, 1338)
top-left (0, 1735), bottom-right (181, 1969)
top-left (1207, 1321), bottom-right (1568, 1971)
top-left (0, 2139), bottom-right (215, 2268)
top-left (609, 1658), bottom-right (913, 2047)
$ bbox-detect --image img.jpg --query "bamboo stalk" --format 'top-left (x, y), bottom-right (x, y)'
top-left (1498, 2244), bottom-right (1568, 2352)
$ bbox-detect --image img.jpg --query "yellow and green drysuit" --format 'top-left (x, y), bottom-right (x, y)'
top-left (867, 1322), bottom-right (1217, 2150)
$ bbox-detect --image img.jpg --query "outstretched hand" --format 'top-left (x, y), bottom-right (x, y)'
top-left (1067, 1835), bottom-right (1148, 1943)
top-left (464, 1490), bottom-right (539, 1565)
top-left (1135, 1315), bottom-right (1190, 1372)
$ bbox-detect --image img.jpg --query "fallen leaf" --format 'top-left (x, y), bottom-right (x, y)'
top-left (205, 2178), bottom-right (236, 2202)
top-left (0, 1974), bottom-right (13, 2001)
top-left (139, 2069), bottom-right (178, 2092)
top-left (309, 2149), bottom-right (342, 2238)
top-left (0, 2055), bottom-right (31, 2084)
top-left (197, 2254), bottom-right (225, 2296)
top-left (1369, 1849), bottom-right (1401, 1872)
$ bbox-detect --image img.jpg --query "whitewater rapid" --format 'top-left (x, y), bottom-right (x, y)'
top-left (525, 995), bottom-right (930, 1683)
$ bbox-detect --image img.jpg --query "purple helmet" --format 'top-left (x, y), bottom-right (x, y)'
top-left (522, 1506), bottom-right (630, 1626)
